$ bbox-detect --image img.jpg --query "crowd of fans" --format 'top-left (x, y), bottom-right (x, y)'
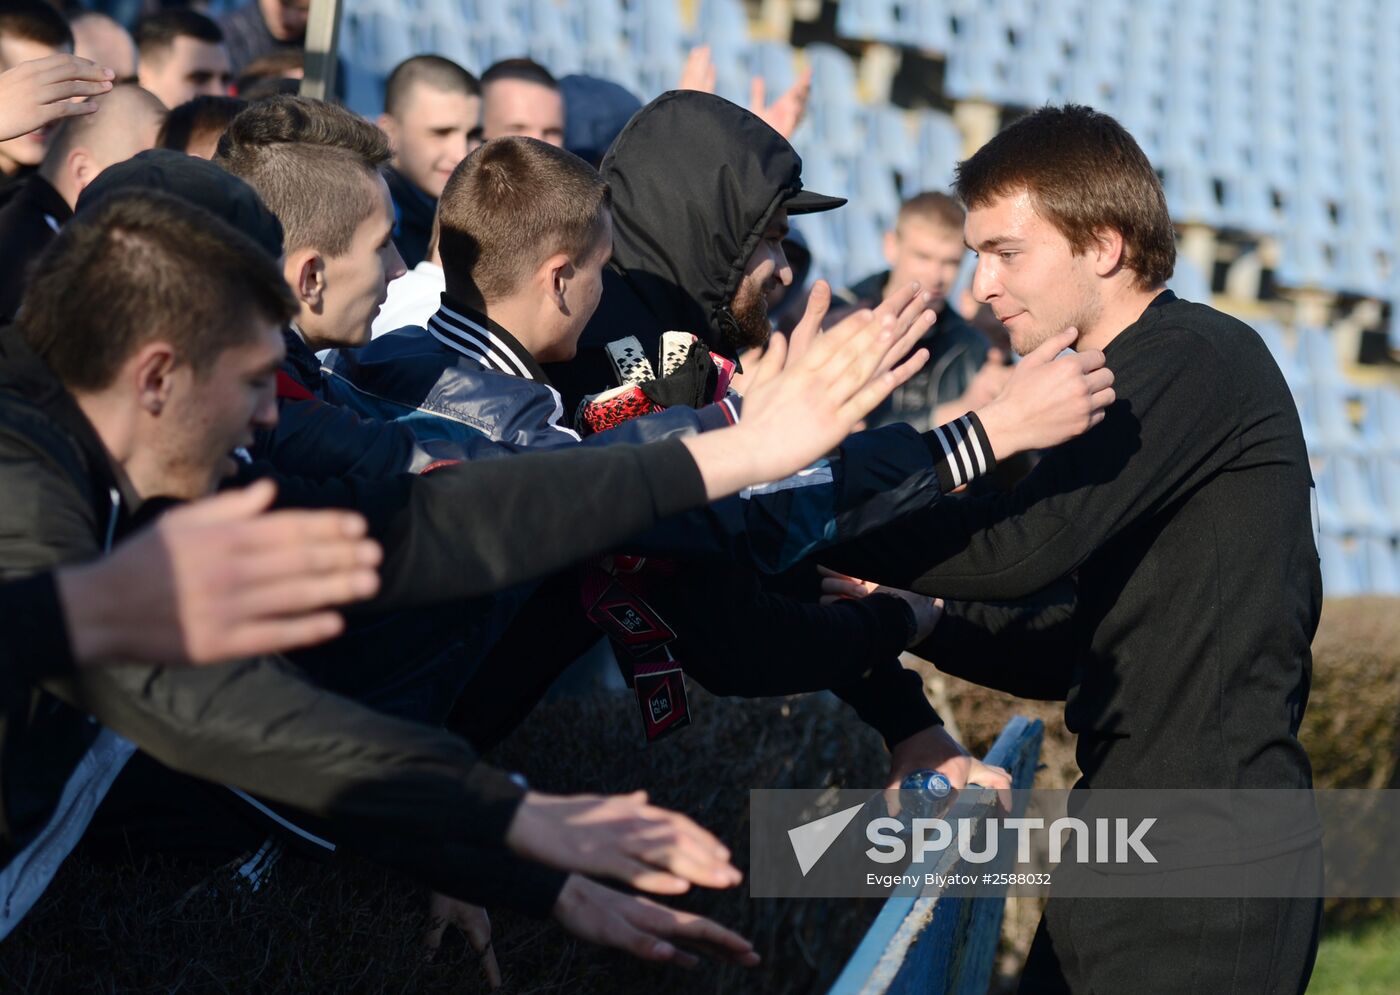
top-left (0, 0), bottom-right (1324, 991)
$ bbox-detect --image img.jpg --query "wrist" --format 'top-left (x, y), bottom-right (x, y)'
top-left (55, 562), bottom-right (117, 666)
top-left (972, 400), bottom-right (1016, 462)
top-left (504, 790), bottom-right (544, 856)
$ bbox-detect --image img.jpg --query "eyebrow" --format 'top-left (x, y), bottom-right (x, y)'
top-left (967, 235), bottom-right (1021, 252)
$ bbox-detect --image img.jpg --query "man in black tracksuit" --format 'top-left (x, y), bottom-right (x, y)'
top-left (822, 106), bottom-right (1321, 993)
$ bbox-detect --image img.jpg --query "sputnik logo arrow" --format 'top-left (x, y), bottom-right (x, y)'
top-left (787, 803), bottom-right (865, 876)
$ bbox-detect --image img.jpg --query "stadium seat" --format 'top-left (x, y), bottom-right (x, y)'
top-left (1251, 321), bottom-right (1309, 391)
top-left (834, 0), bottom-right (901, 46)
top-left (1317, 532), bottom-right (1365, 596)
top-left (1363, 536), bottom-right (1400, 594)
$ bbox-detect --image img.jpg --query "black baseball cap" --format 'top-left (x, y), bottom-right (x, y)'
top-left (784, 187), bottom-right (846, 215)
top-left (76, 149), bottom-right (285, 260)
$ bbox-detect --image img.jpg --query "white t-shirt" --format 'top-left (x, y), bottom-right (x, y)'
top-left (372, 260), bottom-right (446, 339)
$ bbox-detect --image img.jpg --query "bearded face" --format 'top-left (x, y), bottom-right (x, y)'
top-left (724, 209), bottom-right (792, 352)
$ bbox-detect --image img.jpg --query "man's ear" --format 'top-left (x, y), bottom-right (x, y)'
top-left (130, 341), bottom-right (180, 415)
top-left (376, 113), bottom-right (400, 155)
top-left (1092, 227), bottom-right (1126, 277)
top-left (68, 147), bottom-right (99, 197)
top-left (286, 250), bottom-right (327, 310)
top-left (544, 252), bottom-right (573, 310)
top-left (883, 229), bottom-right (899, 268)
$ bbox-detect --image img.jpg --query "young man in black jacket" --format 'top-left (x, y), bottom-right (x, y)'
top-left (822, 105), bottom-right (1322, 994)
top-left (0, 185), bottom-right (929, 959)
top-left (377, 55), bottom-right (480, 269)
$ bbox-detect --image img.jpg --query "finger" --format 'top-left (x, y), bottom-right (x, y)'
top-left (632, 902), bottom-right (755, 957)
top-left (37, 56), bottom-right (113, 84)
top-left (49, 99), bottom-right (103, 120)
top-left (748, 76), bottom-right (765, 113)
top-left (787, 280), bottom-right (831, 362)
top-left (224, 537), bottom-right (383, 588)
top-left (1072, 348), bottom-right (1107, 373)
top-left (986, 348), bottom-right (1007, 365)
top-left (632, 836), bottom-right (740, 889)
top-left (212, 612), bottom-right (348, 660)
top-left (1083, 368), bottom-right (1115, 394)
top-left (226, 567), bottom-right (380, 620)
top-left (45, 79), bottom-right (114, 103)
top-left (747, 329), bottom-right (788, 392)
top-left (893, 288), bottom-right (935, 339)
top-left (1090, 387), bottom-right (1116, 411)
top-left (482, 945), bottom-right (502, 988)
top-left (422, 916), bottom-right (448, 956)
top-left (837, 348), bottom-right (929, 425)
top-left (605, 913), bottom-right (682, 963)
top-left (220, 513), bottom-right (375, 558)
top-left (1020, 328), bottom-right (1078, 367)
top-left (169, 479), bottom-right (277, 525)
top-left (873, 281), bottom-right (921, 322)
top-left (639, 806), bottom-right (730, 859)
top-left (883, 785), bottom-right (902, 819)
top-left (879, 307), bottom-right (937, 376)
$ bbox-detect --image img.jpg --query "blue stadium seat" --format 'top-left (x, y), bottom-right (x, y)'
top-left (943, 8), bottom-right (1012, 103)
top-left (1317, 532), bottom-right (1365, 596)
top-left (835, 0), bottom-right (901, 46)
top-left (804, 46), bottom-right (862, 158)
top-left (1363, 536), bottom-right (1400, 594)
top-left (1331, 454), bottom-right (1393, 535)
top-left (1300, 382), bottom-right (1365, 455)
top-left (1251, 321), bottom-right (1309, 391)
top-left (913, 110), bottom-right (961, 193)
top-left (900, 0), bottom-right (955, 55)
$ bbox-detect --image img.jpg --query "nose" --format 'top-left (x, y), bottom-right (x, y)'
top-left (971, 255), bottom-right (998, 305)
top-left (386, 241), bottom-right (407, 282)
top-left (253, 387), bottom-right (279, 432)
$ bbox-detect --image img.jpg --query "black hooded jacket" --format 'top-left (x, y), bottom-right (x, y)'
top-left (546, 91), bottom-right (830, 409)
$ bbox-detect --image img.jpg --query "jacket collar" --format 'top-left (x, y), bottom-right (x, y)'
top-left (281, 324), bottom-right (323, 389)
top-left (17, 174), bottom-right (71, 232)
top-left (0, 325), bottom-right (139, 535)
top-left (426, 296), bottom-right (550, 384)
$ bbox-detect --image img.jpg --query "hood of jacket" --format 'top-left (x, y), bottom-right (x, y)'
top-left (590, 90), bottom-right (828, 355)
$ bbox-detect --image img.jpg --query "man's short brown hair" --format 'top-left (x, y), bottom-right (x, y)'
top-left (219, 139), bottom-right (382, 257)
top-left (955, 104), bottom-right (1175, 288)
top-left (18, 190), bottom-right (296, 391)
top-left (896, 191), bottom-right (964, 234)
top-left (0, 0), bottom-right (72, 52)
top-left (215, 95), bottom-right (390, 167)
top-left (438, 136), bottom-right (609, 301)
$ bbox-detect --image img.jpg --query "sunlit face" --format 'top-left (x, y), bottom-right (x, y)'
top-left (156, 319), bottom-right (284, 497)
top-left (542, 210), bottom-right (613, 363)
top-left (728, 208), bottom-right (792, 351)
top-left (0, 36), bottom-right (65, 172)
top-left (481, 79), bottom-right (564, 146)
top-left (386, 83), bottom-right (481, 199)
top-left (965, 189), bottom-right (1101, 356)
top-left (258, 0), bottom-right (310, 41)
top-left (886, 218), bottom-right (965, 309)
top-left (313, 174), bottom-right (406, 349)
top-left (138, 36), bottom-right (233, 108)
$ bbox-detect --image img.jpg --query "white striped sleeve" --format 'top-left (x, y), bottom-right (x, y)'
top-left (926, 412), bottom-right (998, 493)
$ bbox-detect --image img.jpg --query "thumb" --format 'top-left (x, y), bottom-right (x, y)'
top-left (168, 478), bottom-right (277, 526)
top-left (1020, 328), bottom-right (1078, 367)
top-left (749, 76), bottom-right (766, 113)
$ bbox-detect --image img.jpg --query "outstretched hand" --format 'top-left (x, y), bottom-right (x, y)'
top-left (505, 790), bottom-right (743, 894)
top-left (0, 55), bottom-right (114, 142)
top-left (697, 280), bottom-right (929, 493)
top-left (552, 875), bottom-right (760, 969)
top-left (59, 479), bottom-right (381, 667)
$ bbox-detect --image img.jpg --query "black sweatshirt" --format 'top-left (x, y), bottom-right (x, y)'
top-left (828, 293), bottom-right (1320, 793)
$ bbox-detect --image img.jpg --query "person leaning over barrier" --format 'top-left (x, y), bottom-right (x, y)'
top-left (0, 478), bottom-right (380, 707)
top-left (0, 186), bottom-right (928, 965)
